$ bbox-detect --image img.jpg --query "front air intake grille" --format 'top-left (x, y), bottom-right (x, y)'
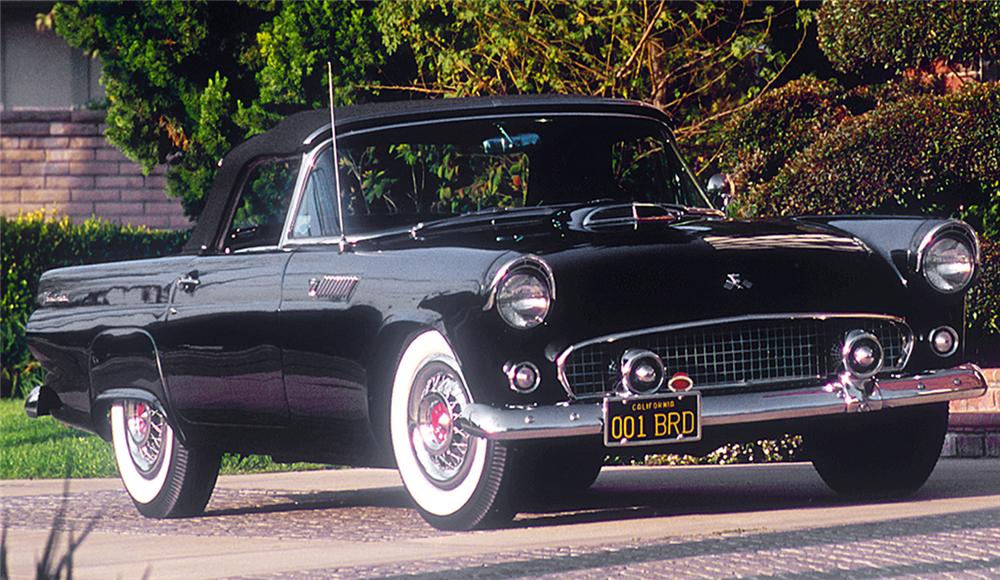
top-left (559, 316), bottom-right (912, 398)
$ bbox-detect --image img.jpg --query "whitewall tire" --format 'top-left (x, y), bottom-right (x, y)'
top-left (110, 399), bottom-right (220, 518)
top-left (390, 330), bottom-right (517, 530)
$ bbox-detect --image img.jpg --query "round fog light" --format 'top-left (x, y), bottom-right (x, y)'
top-left (842, 330), bottom-right (884, 379)
top-left (504, 361), bottom-right (540, 393)
top-left (929, 326), bottom-right (959, 357)
top-left (621, 349), bottom-right (665, 395)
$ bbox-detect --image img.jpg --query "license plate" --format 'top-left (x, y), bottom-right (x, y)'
top-left (603, 392), bottom-right (701, 447)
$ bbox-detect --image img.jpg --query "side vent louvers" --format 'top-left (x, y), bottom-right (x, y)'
top-left (308, 275), bottom-right (359, 302)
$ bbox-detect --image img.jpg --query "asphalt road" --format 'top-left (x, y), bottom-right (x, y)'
top-left (2, 460), bottom-right (999, 579)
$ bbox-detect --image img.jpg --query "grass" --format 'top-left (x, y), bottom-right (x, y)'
top-left (0, 399), bottom-right (328, 479)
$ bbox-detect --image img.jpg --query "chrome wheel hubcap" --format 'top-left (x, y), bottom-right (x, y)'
top-left (123, 400), bottom-right (166, 476)
top-left (408, 362), bottom-right (475, 486)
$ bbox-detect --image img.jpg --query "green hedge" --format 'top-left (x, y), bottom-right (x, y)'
top-left (1, 211), bottom-right (189, 397)
top-left (745, 83), bottom-right (999, 227)
top-left (968, 238), bottom-right (1000, 361)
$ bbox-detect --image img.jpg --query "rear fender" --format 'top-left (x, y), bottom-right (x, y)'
top-left (88, 328), bottom-right (184, 442)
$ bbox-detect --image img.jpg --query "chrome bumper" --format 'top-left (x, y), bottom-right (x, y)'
top-left (456, 364), bottom-right (988, 441)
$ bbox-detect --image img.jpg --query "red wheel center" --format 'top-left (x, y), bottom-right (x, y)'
top-left (429, 401), bottom-right (451, 444)
top-left (128, 403), bottom-right (150, 441)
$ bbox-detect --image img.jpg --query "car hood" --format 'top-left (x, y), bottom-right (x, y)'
top-left (537, 218), bottom-right (911, 345)
top-left (365, 207), bottom-right (910, 342)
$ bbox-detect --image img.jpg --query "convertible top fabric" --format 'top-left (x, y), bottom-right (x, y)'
top-left (183, 95), bottom-right (666, 253)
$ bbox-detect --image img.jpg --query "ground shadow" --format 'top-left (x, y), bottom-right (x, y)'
top-left (509, 461), bottom-right (1000, 528)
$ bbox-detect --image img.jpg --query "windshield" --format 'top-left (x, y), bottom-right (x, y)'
top-left (291, 114), bottom-right (709, 238)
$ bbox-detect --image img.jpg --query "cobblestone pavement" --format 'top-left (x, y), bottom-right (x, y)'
top-left (272, 509), bottom-right (1000, 579)
top-left (3, 461), bottom-right (1000, 579)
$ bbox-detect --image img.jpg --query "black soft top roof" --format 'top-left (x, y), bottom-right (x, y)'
top-left (185, 95), bottom-right (667, 253)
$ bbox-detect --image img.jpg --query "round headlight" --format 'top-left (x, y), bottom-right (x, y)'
top-left (496, 271), bottom-right (551, 329)
top-left (923, 236), bottom-right (975, 293)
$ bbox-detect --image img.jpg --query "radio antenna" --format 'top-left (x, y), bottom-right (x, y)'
top-left (327, 61), bottom-right (347, 252)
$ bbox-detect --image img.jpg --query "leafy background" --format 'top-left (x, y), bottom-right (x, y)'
top-left (4, 0), bottom-right (998, 400)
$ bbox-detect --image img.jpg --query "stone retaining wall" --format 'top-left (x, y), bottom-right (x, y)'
top-left (0, 109), bottom-right (190, 229)
top-left (944, 367), bottom-right (1000, 458)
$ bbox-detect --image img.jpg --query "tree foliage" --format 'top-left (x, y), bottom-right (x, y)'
top-left (374, 1), bottom-right (810, 169)
top-left (51, 0), bottom-right (809, 219)
top-left (52, 0), bottom-right (383, 218)
top-left (818, 0), bottom-right (1000, 75)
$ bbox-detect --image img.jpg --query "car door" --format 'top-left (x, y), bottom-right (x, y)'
top-left (278, 143), bottom-right (374, 433)
top-left (159, 155), bottom-right (300, 426)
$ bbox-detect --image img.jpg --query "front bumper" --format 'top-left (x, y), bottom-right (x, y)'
top-left (456, 364), bottom-right (988, 441)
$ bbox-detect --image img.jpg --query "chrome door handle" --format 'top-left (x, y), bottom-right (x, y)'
top-left (178, 273), bottom-right (200, 292)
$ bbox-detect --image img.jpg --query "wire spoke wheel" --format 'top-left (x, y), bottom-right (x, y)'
top-left (110, 398), bottom-right (221, 519)
top-left (390, 330), bottom-right (518, 530)
top-left (122, 400), bottom-right (167, 477)
top-left (408, 362), bottom-right (476, 488)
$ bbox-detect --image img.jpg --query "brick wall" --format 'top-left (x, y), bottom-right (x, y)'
top-left (0, 109), bottom-right (190, 229)
top-left (944, 367), bottom-right (1000, 458)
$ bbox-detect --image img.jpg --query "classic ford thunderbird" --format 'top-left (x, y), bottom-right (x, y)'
top-left (25, 96), bottom-right (986, 530)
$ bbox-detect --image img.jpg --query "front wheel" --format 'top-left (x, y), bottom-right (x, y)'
top-left (808, 402), bottom-right (949, 498)
top-left (390, 330), bottom-right (518, 531)
top-left (110, 399), bottom-right (220, 518)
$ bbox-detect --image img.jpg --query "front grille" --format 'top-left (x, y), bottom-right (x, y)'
top-left (560, 316), bottom-right (912, 398)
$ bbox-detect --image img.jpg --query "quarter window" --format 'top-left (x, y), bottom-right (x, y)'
top-left (225, 157), bottom-right (300, 251)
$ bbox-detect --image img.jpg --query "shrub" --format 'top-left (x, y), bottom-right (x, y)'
top-left (745, 82), bottom-right (1000, 222)
top-left (722, 77), bottom-right (850, 215)
top-left (817, 0), bottom-right (1000, 76)
top-left (969, 238), bottom-right (1000, 364)
top-left (1, 211), bottom-right (188, 398)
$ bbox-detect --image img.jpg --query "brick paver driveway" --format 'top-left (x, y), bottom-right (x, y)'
top-left (3, 460), bottom-right (999, 579)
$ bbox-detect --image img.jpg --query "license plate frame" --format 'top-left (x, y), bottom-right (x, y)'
top-left (603, 391), bottom-right (702, 448)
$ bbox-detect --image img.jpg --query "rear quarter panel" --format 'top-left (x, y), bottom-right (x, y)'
top-left (26, 256), bottom-right (192, 434)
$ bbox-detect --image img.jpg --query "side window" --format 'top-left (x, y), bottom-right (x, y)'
top-left (225, 157), bottom-right (300, 251)
top-left (292, 148), bottom-right (339, 238)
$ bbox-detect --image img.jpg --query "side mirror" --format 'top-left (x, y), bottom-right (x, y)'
top-left (705, 173), bottom-right (733, 212)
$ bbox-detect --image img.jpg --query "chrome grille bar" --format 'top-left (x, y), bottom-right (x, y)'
top-left (557, 314), bottom-right (913, 399)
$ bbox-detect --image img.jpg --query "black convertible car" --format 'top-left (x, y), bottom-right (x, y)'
top-left (25, 96), bottom-right (986, 530)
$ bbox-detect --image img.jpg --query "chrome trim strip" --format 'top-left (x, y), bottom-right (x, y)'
top-left (555, 312), bottom-right (914, 399)
top-left (482, 254), bottom-right (556, 312)
top-left (456, 364), bottom-right (987, 441)
top-left (277, 150), bottom-right (317, 250)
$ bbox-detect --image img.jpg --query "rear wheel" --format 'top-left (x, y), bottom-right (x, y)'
top-left (110, 399), bottom-right (220, 518)
top-left (808, 402), bottom-right (949, 498)
top-left (390, 330), bottom-right (518, 530)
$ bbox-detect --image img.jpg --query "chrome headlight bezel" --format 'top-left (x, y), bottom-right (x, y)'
top-left (916, 222), bottom-right (979, 294)
top-left (486, 256), bottom-right (555, 330)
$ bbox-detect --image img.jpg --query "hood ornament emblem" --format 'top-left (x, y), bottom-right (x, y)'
top-left (723, 273), bottom-right (752, 291)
